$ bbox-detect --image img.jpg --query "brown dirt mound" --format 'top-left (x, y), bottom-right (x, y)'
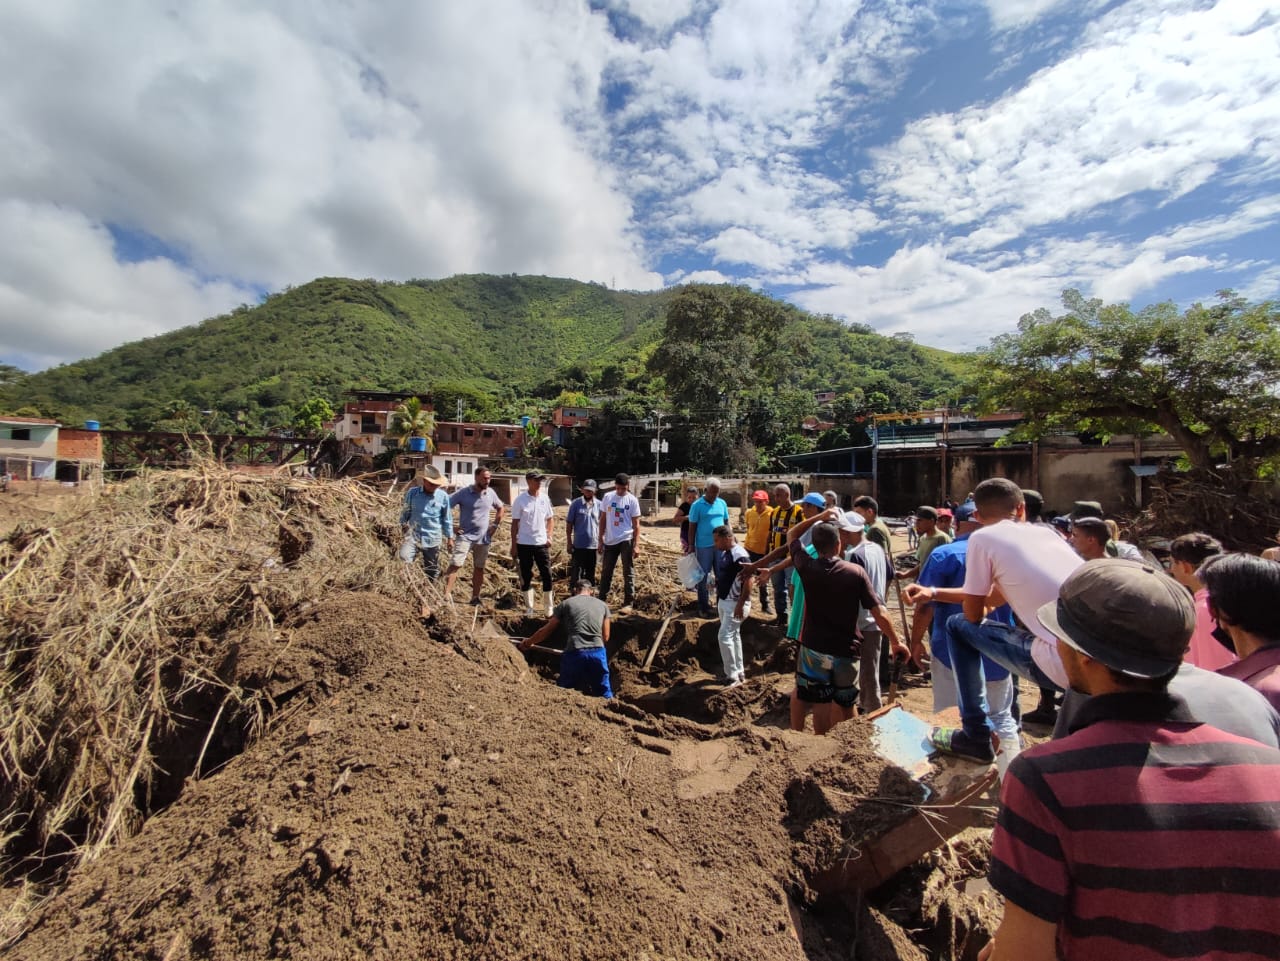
top-left (1, 468), bottom-right (1000, 958)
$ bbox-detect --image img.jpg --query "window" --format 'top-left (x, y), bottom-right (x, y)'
top-left (10, 429), bottom-right (30, 441)
top-left (505, 430), bottom-right (515, 439)
top-left (464, 428), bottom-right (475, 437)
top-left (444, 460), bottom-right (453, 474)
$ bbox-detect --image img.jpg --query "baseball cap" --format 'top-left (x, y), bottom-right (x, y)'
top-left (840, 511), bottom-right (865, 533)
top-left (751, 489), bottom-right (770, 502)
top-left (1071, 516), bottom-right (1109, 535)
top-left (526, 470), bottom-right (546, 481)
top-left (1051, 515), bottom-right (1072, 532)
top-left (580, 479), bottom-right (597, 490)
top-left (916, 505), bottom-right (939, 520)
top-left (801, 492), bottom-right (826, 508)
top-left (1036, 558), bottom-right (1194, 678)
top-left (1070, 500), bottom-right (1104, 520)
top-left (937, 508), bottom-right (953, 519)
top-left (954, 501), bottom-right (978, 523)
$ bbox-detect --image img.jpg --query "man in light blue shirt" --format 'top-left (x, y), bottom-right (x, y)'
top-left (565, 479), bottom-right (601, 587)
top-left (399, 465), bottom-right (453, 579)
top-left (685, 478), bottom-right (730, 617)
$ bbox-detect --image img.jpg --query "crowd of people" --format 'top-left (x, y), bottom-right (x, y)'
top-left (400, 464), bottom-right (1280, 957)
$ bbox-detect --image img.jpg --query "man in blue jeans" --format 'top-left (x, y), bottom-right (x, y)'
top-left (685, 478), bottom-right (729, 617)
top-left (904, 478), bottom-right (1081, 763)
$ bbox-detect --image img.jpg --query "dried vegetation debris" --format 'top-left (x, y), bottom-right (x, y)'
top-left (0, 466), bottom-right (435, 885)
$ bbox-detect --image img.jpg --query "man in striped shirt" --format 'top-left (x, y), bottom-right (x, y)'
top-left (981, 559), bottom-right (1280, 961)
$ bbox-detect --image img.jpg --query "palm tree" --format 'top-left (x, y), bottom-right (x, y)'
top-left (389, 397), bottom-right (435, 451)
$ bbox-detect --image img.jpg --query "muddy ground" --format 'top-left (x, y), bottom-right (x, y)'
top-left (1, 490), bottom-right (1011, 960)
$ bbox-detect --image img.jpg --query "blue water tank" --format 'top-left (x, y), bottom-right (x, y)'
top-left (84, 420), bottom-right (100, 431)
top-left (407, 437), bottom-right (428, 452)
top-left (504, 447), bottom-right (517, 459)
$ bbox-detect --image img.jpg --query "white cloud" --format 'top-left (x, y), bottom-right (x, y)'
top-left (0, 0), bottom-right (663, 367)
top-left (0, 200), bottom-right (254, 372)
top-left (872, 0), bottom-right (1280, 250)
top-left (617, 0), bottom-right (697, 33)
top-left (982, 0), bottom-right (1072, 31)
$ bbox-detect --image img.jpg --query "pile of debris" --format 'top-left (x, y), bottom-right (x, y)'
top-left (0, 466), bottom-right (1000, 958)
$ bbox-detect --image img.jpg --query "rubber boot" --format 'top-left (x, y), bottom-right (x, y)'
top-left (545, 589), bottom-right (554, 616)
top-left (524, 589), bottom-right (536, 616)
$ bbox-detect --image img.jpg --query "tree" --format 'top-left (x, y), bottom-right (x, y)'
top-left (647, 285), bottom-right (813, 470)
top-left (972, 289), bottom-right (1280, 474)
top-left (291, 397), bottom-right (335, 436)
top-left (389, 397), bottom-right (435, 450)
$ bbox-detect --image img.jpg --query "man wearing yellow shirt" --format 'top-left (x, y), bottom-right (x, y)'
top-left (744, 489), bottom-right (773, 615)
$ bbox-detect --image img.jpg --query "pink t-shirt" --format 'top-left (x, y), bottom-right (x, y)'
top-left (1185, 588), bottom-right (1236, 671)
top-left (962, 520), bottom-right (1083, 689)
top-left (1218, 645), bottom-right (1280, 713)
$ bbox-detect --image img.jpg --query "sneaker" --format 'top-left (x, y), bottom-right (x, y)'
top-left (929, 726), bottom-right (995, 764)
top-left (725, 677), bottom-right (744, 689)
top-left (1021, 707), bottom-right (1058, 726)
top-left (469, 597), bottom-right (483, 607)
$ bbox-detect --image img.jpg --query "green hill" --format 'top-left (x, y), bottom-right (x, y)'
top-left (2, 274), bottom-right (961, 432)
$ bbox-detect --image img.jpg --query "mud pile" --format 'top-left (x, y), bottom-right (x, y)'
top-left (0, 469), bottom-right (999, 959)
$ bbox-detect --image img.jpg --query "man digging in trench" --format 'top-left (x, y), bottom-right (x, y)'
top-left (520, 579), bottom-right (614, 698)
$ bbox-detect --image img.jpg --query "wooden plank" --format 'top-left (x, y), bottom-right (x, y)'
top-left (641, 610), bottom-right (676, 671)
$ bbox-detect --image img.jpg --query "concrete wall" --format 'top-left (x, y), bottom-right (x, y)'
top-left (873, 436), bottom-right (1183, 518)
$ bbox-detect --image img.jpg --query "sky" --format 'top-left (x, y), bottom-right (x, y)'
top-left (1, 0), bottom-right (1277, 372)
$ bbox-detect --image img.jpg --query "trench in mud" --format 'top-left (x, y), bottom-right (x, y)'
top-left (503, 606), bottom-right (1002, 961)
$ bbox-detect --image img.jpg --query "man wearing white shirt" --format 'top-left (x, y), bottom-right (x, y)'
top-left (511, 471), bottom-right (555, 615)
top-left (598, 472), bottom-right (642, 611)
top-left (905, 477), bottom-right (1082, 763)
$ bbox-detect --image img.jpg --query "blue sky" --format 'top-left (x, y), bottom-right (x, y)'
top-left (0, 0), bottom-right (1276, 371)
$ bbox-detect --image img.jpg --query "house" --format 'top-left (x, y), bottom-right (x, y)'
top-left (546, 405), bottom-right (598, 447)
top-left (0, 417), bottom-right (103, 487)
top-left (433, 421), bottom-right (525, 459)
top-left (0, 416), bottom-right (59, 480)
top-left (329, 390), bottom-right (433, 457)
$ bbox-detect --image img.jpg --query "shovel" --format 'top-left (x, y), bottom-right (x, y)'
top-left (886, 649), bottom-right (908, 703)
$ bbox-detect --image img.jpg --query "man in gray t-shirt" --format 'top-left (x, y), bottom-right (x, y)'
top-left (444, 467), bottom-right (506, 606)
top-left (520, 580), bottom-right (613, 698)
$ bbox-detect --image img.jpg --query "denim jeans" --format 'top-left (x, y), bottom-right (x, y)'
top-left (695, 545), bottom-right (716, 610)
top-left (931, 661), bottom-right (1022, 777)
top-left (399, 536), bottom-right (442, 579)
top-left (946, 614), bottom-right (1061, 739)
top-left (771, 566), bottom-right (791, 618)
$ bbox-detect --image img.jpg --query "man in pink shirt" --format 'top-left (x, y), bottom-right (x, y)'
top-left (1168, 532), bottom-right (1233, 670)
top-left (1204, 553), bottom-right (1280, 711)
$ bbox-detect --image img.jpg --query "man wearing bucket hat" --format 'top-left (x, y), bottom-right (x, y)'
top-left (399, 465), bottom-right (453, 579)
top-left (980, 559), bottom-right (1280, 961)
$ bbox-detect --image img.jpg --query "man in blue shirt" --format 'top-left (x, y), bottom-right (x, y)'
top-left (399, 465), bottom-right (453, 579)
top-left (564, 479), bottom-right (601, 587)
top-left (909, 500), bottom-right (1021, 776)
top-left (685, 478), bottom-right (730, 617)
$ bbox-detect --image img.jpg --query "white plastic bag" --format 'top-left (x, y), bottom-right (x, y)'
top-left (677, 552), bottom-right (705, 589)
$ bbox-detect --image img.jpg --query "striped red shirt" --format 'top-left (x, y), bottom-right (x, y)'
top-left (990, 692), bottom-right (1280, 961)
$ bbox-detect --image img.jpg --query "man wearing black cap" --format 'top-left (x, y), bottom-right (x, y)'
top-left (598, 473), bottom-right (642, 611)
top-left (565, 479), bottom-right (601, 587)
top-left (981, 559), bottom-right (1280, 961)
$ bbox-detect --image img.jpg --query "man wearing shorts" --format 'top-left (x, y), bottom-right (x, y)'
top-left (444, 466), bottom-right (506, 606)
top-left (520, 579), bottom-right (614, 698)
top-left (786, 508), bottom-right (906, 735)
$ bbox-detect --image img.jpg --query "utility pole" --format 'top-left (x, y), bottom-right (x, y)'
top-left (650, 411), bottom-right (667, 515)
